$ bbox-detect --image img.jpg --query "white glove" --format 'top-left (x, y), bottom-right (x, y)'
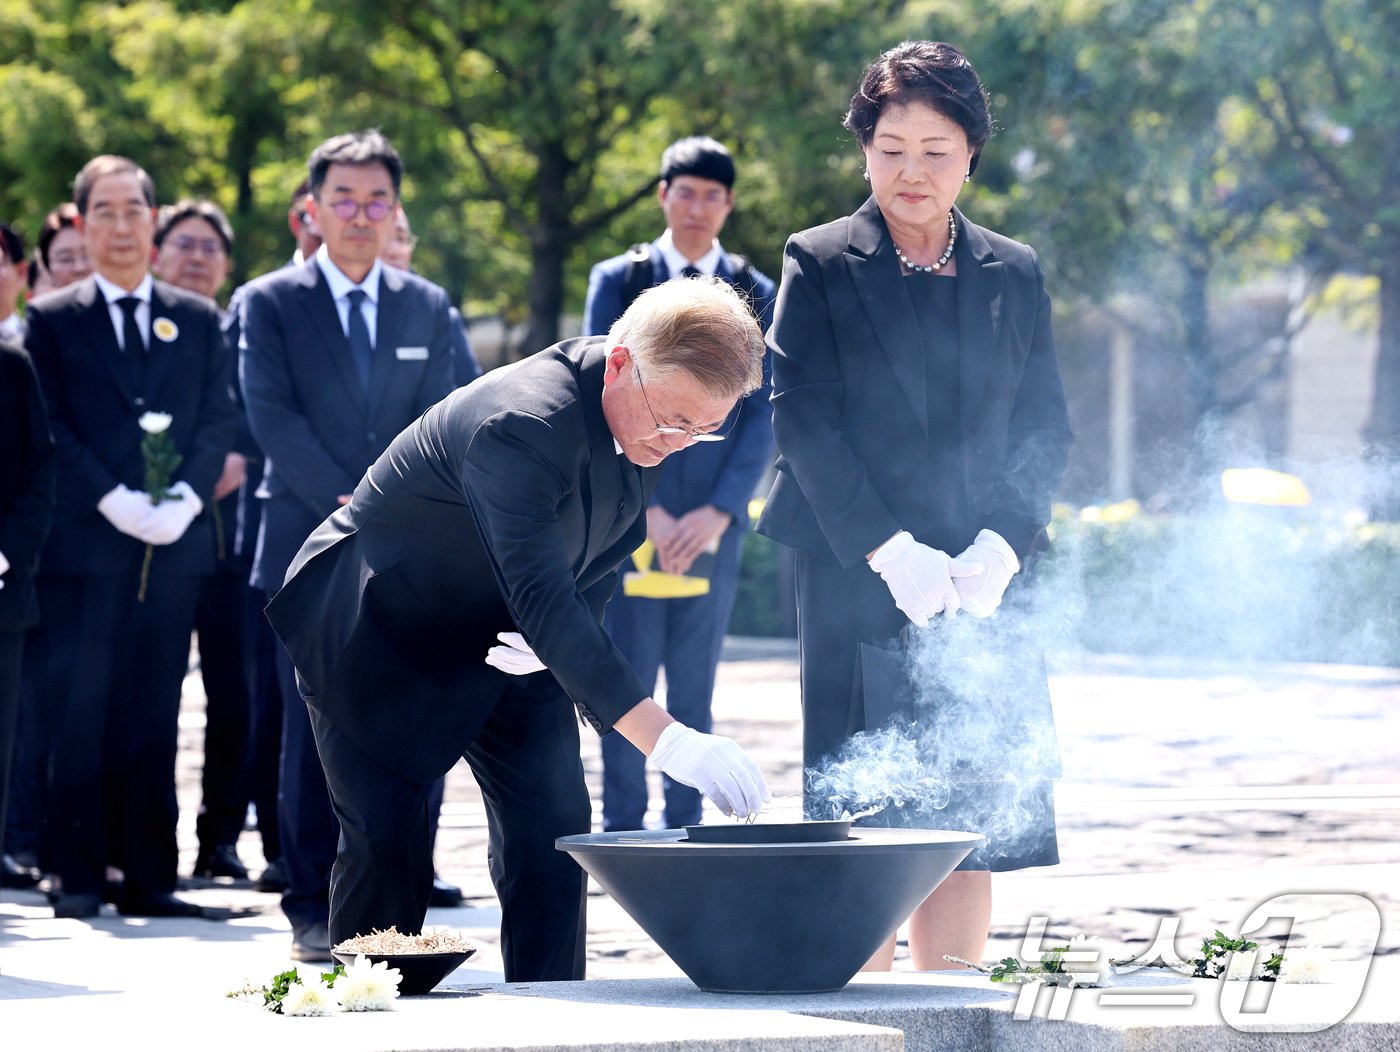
top-left (97, 484), bottom-right (156, 539)
top-left (868, 530), bottom-right (982, 626)
top-left (648, 723), bottom-right (771, 819)
top-left (485, 631), bottom-right (547, 675)
top-left (951, 529), bottom-right (1021, 618)
top-left (133, 481), bottom-right (202, 545)
top-left (0, 548), bottom-right (8, 589)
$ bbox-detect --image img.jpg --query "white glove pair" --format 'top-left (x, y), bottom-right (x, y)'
top-left (648, 722), bottom-right (770, 819)
top-left (97, 482), bottom-right (203, 546)
top-left (484, 631), bottom-right (547, 675)
top-left (869, 528), bottom-right (1019, 625)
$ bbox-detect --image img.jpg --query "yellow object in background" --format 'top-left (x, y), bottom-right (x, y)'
top-left (622, 538), bottom-right (712, 598)
top-left (1220, 468), bottom-right (1312, 507)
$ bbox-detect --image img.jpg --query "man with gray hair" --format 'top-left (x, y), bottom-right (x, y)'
top-left (266, 276), bottom-right (771, 982)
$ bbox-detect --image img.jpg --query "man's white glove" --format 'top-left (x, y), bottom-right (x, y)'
top-left (648, 722), bottom-right (770, 819)
top-left (0, 548), bottom-right (9, 589)
top-left (134, 481), bottom-right (203, 545)
top-left (868, 530), bottom-right (982, 626)
top-left (951, 529), bottom-right (1021, 618)
top-left (97, 484), bottom-right (157, 540)
top-left (485, 631), bottom-right (548, 675)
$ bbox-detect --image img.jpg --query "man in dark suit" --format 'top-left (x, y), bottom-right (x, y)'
top-left (0, 337), bottom-right (55, 890)
top-left (25, 155), bottom-right (238, 918)
top-left (582, 137), bottom-right (778, 831)
top-left (239, 130), bottom-right (455, 960)
top-left (266, 277), bottom-right (771, 982)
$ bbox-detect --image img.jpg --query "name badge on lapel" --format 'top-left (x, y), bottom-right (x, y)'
top-left (395, 346), bottom-right (429, 361)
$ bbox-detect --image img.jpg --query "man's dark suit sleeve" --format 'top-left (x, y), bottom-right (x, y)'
top-left (582, 259), bottom-right (626, 339)
top-left (460, 410), bottom-right (647, 732)
top-left (239, 281), bottom-right (360, 517)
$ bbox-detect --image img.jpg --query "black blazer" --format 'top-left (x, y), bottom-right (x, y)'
top-left (757, 196), bottom-right (1073, 567)
top-left (0, 339), bottom-right (56, 630)
top-left (239, 258), bottom-right (455, 592)
top-left (25, 277), bottom-right (238, 578)
top-left (266, 337), bottom-right (655, 783)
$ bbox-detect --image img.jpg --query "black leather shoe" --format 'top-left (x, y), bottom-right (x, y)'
top-left (53, 892), bottom-right (102, 919)
top-left (117, 892), bottom-right (213, 918)
top-left (1, 853), bottom-right (41, 889)
top-left (290, 924), bottom-right (332, 962)
top-left (254, 859), bottom-right (288, 893)
top-left (193, 843), bottom-right (249, 880)
top-left (429, 873), bottom-right (464, 908)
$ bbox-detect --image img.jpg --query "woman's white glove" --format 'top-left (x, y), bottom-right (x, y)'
top-left (868, 530), bottom-right (981, 626)
top-left (951, 529), bottom-right (1020, 617)
top-left (484, 631), bottom-right (548, 675)
top-left (648, 723), bottom-right (770, 819)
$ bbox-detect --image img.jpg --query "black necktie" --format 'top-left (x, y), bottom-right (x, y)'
top-left (118, 296), bottom-right (145, 391)
top-left (681, 265), bottom-right (701, 279)
top-left (346, 288), bottom-right (372, 391)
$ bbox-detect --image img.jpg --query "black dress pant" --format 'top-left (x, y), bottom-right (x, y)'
top-left (38, 569), bottom-right (200, 897)
top-left (310, 673), bottom-right (591, 982)
top-left (0, 631), bottom-right (22, 861)
top-left (193, 560), bottom-right (254, 852)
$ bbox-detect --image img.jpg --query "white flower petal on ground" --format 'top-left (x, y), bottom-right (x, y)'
top-left (281, 978), bottom-right (340, 1016)
top-left (334, 953), bottom-right (402, 1012)
top-left (138, 411), bottom-right (173, 434)
top-left (1278, 946), bottom-right (1332, 984)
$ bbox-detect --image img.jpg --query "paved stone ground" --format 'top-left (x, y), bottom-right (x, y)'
top-left (3, 640), bottom-right (1395, 1001)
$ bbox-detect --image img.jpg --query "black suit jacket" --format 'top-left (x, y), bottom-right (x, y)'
top-left (239, 258), bottom-right (455, 592)
top-left (757, 196), bottom-right (1073, 567)
top-left (0, 339), bottom-right (56, 630)
top-left (266, 337), bottom-right (655, 783)
top-left (25, 277), bottom-right (238, 577)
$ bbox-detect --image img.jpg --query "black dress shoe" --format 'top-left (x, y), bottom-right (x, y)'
top-left (192, 843), bottom-right (249, 880)
top-left (429, 873), bottom-right (464, 908)
top-left (290, 924), bottom-right (332, 962)
top-left (1, 853), bottom-right (41, 889)
top-left (117, 892), bottom-right (212, 918)
top-left (53, 892), bottom-right (102, 919)
top-left (254, 859), bottom-right (288, 893)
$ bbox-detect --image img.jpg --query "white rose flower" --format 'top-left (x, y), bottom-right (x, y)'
top-left (1277, 946), bottom-right (1332, 984)
top-left (138, 411), bottom-right (173, 434)
top-left (280, 977), bottom-right (340, 1016)
top-left (334, 953), bottom-right (402, 1012)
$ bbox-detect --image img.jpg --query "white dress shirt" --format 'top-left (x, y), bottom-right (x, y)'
top-left (93, 271), bottom-right (154, 352)
top-left (316, 245), bottom-right (381, 348)
top-left (657, 229), bottom-right (725, 279)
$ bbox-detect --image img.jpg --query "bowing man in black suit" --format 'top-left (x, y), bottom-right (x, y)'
top-left (25, 155), bottom-right (238, 919)
top-left (239, 130), bottom-right (456, 960)
top-left (757, 43), bottom-right (1074, 970)
top-left (266, 277), bottom-right (771, 981)
top-left (0, 338), bottom-right (55, 888)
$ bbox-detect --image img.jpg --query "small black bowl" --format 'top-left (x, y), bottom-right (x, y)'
top-left (330, 947), bottom-right (476, 996)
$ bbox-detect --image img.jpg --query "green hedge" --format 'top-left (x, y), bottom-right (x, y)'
top-left (729, 507), bottom-right (1400, 667)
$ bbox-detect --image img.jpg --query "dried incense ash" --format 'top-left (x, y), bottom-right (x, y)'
top-left (334, 926), bottom-right (474, 955)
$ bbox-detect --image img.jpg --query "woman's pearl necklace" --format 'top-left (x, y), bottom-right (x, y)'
top-left (894, 211), bottom-right (958, 273)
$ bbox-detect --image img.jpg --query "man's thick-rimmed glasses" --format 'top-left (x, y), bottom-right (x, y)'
top-left (635, 366), bottom-right (737, 442)
top-left (327, 198), bottom-right (393, 222)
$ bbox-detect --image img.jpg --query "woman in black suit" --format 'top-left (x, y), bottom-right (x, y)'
top-left (757, 41), bottom-right (1073, 969)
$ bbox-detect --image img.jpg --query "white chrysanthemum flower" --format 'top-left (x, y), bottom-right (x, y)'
top-left (281, 978), bottom-right (340, 1016)
top-left (334, 953), bottom-right (402, 1012)
top-left (1278, 946), bottom-right (1332, 984)
top-left (138, 411), bottom-right (173, 434)
top-left (1225, 949), bottom-right (1264, 980)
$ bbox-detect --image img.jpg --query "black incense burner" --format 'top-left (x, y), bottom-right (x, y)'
top-left (557, 826), bottom-right (982, 993)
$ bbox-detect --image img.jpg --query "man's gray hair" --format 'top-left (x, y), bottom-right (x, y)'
top-left (607, 276), bottom-right (763, 401)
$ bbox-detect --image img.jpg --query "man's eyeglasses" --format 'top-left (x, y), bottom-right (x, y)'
top-left (87, 206), bottom-right (151, 228)
top-left (169, 235), bottom-right (225, 257)
top-left (635, 366), bottom-right (737, 442)
top-left (327, 199), bottom-right (393, 223)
